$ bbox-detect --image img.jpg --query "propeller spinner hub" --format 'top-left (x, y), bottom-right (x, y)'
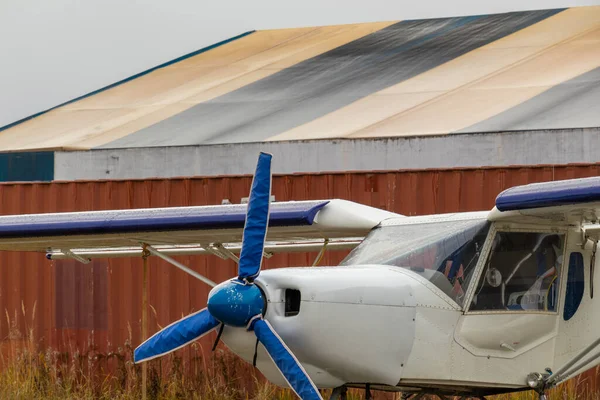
top-left (207, 280), bottom-right (266, 327)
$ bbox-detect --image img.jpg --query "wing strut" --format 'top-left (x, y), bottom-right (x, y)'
top-left (528, 336), bottom-right (600, 392)
top-left (63, 249), bottom-right (91, 264)
top-left (208, 243), bottom-right (241, 263)
top-left (312, 239), bottom-right (329, 266)
top-left (144, 244), bottom-right (216, 288)
top-left (547, 336), bottom-right (600, 385)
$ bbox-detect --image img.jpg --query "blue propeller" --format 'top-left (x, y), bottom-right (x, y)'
top-left (134, 152), bottom-right (323, 400)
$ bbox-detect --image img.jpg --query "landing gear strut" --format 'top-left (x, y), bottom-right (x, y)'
top-left (537, 392), bottom-right (548, 400)
top-left (329, 386), bottom-right (347, 400)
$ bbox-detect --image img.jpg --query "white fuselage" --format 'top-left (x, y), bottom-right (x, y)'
top-left (221, 265), bottom-right (555, 392)
top-left (220, 211), bottom-right (600, 395)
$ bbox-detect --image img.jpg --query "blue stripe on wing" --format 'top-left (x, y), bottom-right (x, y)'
top-left (253, 319), bottom-right (323, 400)
top-left (496, 176), bottom-right (600, 211)
top-left (0, 200), bottom-right (328, 238)
top-left (238, 152), bottom-right (272, 281)
top-left (135, 308), bottom-right (220, 363)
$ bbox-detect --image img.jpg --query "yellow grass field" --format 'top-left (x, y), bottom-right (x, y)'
top-left (0, 304), bottom-right (596, 399)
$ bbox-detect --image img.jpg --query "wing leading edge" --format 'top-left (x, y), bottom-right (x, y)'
top-left (0, 199), bottom-right (399, 256)
top-left (490, 176), bottom-right (600, 224)
top-left (0, 200), bottom-right (327, 238)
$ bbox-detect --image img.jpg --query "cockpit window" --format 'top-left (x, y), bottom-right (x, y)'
top-left (469, 231), bottom-right (565, 312)
top-left (340, 218), bottom-right (491, 306)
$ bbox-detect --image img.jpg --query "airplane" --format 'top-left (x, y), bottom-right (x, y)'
top-left (0, 151), bottom-right (599, 400)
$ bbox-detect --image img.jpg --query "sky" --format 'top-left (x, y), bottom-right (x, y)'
top-left (1, 0), bottom-right (599, 128)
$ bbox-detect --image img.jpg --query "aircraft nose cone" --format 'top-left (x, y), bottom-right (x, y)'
top-left (207, 280), bottom-right (265, 327)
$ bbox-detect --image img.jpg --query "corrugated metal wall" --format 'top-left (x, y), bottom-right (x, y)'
top-left (1, 163), bottom-right (599, 367)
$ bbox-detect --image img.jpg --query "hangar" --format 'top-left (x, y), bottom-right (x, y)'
top-left (0, 5), bottom-right (599, 395)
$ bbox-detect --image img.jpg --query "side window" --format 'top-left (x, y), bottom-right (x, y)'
top-left (470, 232), bottom-right (564, 312)
top-left (564, 252), bottom-right (584, 320)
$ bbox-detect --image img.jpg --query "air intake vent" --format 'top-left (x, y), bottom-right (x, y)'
top-left (285, 289), bottom-right (301, 317)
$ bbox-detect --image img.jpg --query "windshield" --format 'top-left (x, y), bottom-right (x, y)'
top-left (341, 218), bottom-right (491, 306)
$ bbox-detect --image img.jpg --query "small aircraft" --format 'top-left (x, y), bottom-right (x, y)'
top-left (1, 152), bottom-right (599, 400)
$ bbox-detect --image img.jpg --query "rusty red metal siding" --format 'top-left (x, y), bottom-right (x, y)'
top-left (0, 164), bottom-right (599, 364)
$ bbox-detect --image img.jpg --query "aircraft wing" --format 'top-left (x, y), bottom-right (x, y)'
top-left (0, 199), bottom-right (399, 260)
top-left (488, 176), bottom-right (600, 227)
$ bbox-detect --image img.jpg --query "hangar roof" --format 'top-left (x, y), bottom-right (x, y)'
top-left (0, 6), bottom-right (599, 152)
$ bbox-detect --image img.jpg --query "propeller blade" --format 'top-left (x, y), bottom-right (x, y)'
top-left (134, 308), bottom-right (220, 363)
top-left (253, 319), bottom-right (323, 400)
top-left (238, 152), bottom-right (272, 282)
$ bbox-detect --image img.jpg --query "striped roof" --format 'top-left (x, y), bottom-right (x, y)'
top-left (1, 6), bottom-right (599, 151)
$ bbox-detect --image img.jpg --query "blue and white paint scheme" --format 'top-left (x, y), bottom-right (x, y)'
top-left (3, 154), bottom-right (600, 399)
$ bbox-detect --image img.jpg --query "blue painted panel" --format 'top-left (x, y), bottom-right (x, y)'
top-left (496, 176), bottom-right (600, 211)
top-left (253, 319), bottom-right (323, 400)
top-left (134, 308), bottom-right (220, 363)
top-left (0, 200), bottom-right (328, 238)
top-left (0, 151), bottom-right (54, 182)
top-left (564, 252), bottom-right (584, 321)
top-left (238, 152), bottom-right (271, 281)
top-left (207, 280), bottom-right (264, 327)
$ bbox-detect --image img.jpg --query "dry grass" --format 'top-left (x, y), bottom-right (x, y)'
top-left (0, 302), bottom-right (355, 399)
top-left (0, 331), bottom-right (287, 399)
top-left (491, 369), bottom-right (600, 400)
top-left (0, 303), bottom-right (598, 399)
top-left (0, 338), bottom-right (370, 400)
